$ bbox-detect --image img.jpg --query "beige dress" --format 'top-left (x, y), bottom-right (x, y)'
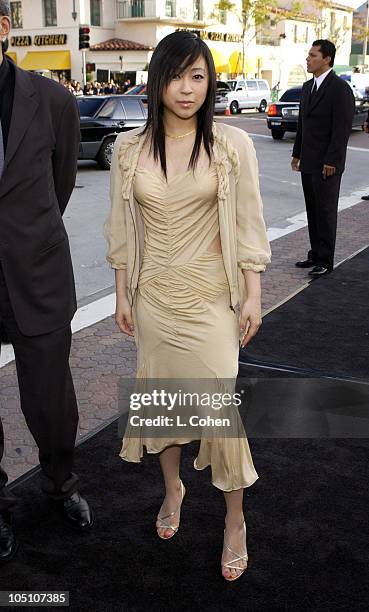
top-left (119, 158), bottom-right (259, 492)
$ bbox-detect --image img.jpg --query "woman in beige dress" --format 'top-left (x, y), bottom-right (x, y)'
top-left (104, 31), bottom-right (271, 581)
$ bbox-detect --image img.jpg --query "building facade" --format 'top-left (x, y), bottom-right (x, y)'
top-left (351, 1), bottom-right (369, 68)
top-left (5, 0), bottom-right (251, 82)
top-left (114, 0), bottom-right (245, 76)
top-left (5, 0), bottom-right (357, 88)
top-left (6, 0), bottom-right (118, 82)
top-left (113, 0), bottom-right (356, 88)
top-left (253, 2), bottom-right (355, 89)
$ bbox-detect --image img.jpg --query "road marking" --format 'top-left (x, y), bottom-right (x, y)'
top-left (0, 293), bottom-right (117, 368)
top-left (249, 134), bottom-right (369, 151)
top-left (259, 173), bottom-right (300, 186)
top-left (72, 293), bottom-right (116, 333)
top-left (347, 146), bottom-right (369, 152)
top-left (267, 186), bottom-right (369, 240)
top-left (247, 132), bottom-right (273, 139)
top-left (240, 117), bottom-right (266, 122)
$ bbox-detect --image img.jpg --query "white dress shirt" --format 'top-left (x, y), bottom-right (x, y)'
top-left (312, 68), bottom-right (333, 91)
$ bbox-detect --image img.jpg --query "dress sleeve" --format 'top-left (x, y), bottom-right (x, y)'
top-left (235, 131), bottom-right (271, 272)
top-left (103, 134), bottom-right (128, 270)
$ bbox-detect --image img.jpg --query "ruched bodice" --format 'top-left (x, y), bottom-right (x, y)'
top-left (133, 163), bottom-right (230, 312)
top-left (134, 163), bottom-right (220, 266)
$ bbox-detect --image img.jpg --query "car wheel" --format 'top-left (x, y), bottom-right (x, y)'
top-left (230, 101), bottom-right (239, 115)
top-left (258, 99), bottom-right (267, 113)
top-left (271, 129), bottom-right (285, 140)
top-left (97, 136), bottom-right (116, 170)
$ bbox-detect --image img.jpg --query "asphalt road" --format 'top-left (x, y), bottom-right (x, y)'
top-left (67, 113), bottom-right (369, 303)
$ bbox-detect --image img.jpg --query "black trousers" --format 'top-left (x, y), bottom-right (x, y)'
top-left (301, 171), bottom-right (342, 270)
top-left (0, 264), bottom-right (79, 512)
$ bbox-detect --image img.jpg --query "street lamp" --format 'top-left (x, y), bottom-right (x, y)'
top-left (72, 0), bottom-right (77, 21)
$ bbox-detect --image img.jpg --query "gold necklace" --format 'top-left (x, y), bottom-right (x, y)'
top-left (165, 128), bottom-right (196, 139)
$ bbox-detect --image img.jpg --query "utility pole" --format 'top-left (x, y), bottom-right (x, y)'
top-left (79, 25), bottom-right (90, 87)
top-left (82, 49), bottom-right (87, 87)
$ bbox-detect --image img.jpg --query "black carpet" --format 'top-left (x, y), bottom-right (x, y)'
top-left (241, 246), bottom-right (369, 380)
top-left (2, 422), bottom-right (369, 612)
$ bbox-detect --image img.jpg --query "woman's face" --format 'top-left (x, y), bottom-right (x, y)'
top-left (162, 55), bottom-right (209, 120)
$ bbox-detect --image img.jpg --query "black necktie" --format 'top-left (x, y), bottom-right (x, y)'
top-left (310, 81), bottom-right (317, 102)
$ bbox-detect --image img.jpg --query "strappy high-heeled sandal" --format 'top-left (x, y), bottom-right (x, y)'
top-left (221, 521), bottom-right (248, 581)
top-left (156, 480), bottom-right (186, 540)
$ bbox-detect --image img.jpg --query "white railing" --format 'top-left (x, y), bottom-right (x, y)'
top-left (116, 0), bottom-right (200, 20)
top-left (116, 0), bottom-right (157, 19)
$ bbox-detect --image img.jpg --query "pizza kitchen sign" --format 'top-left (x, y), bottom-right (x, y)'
top-left (10, 34), bottom-right (68, 47)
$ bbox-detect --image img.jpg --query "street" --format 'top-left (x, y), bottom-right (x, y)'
top-left (68, 112), bottom-right (369, 303)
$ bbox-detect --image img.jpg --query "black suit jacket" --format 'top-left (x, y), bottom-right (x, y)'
top-left (292, 70), bottom-right (355, 174)
top-left (0, 57), bottom-right (79, 336)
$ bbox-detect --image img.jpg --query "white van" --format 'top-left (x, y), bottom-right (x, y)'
top-left (215, 79), bottom-right (271, 114)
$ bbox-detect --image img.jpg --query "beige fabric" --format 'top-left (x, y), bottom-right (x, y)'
top-left (119, 160), bottom-right (259, 492)
top-left (104, 122), bottom-right (271, 311)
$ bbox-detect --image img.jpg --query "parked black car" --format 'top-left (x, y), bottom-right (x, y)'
top-left (78, 95), bottom-right (147, 169)
top-left (266, 86), bottom-right (369, 140)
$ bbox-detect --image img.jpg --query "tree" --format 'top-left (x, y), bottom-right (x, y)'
top-left (212, 0), bottom-right (304, 76)
top-left (352, 8), bottom-right (369, 59)
top-left (308, 0), bottom-right (351, 51)
top-left (212, 0), bottom-right (352, 76)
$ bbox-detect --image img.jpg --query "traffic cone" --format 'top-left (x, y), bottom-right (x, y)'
top-left (224, 105), bottom-right (231, 116)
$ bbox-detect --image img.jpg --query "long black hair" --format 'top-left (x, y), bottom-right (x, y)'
top-left (143, 30), bottom-right (216, 179)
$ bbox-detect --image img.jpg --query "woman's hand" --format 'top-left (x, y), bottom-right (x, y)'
top-left (239, 296), bottom-right (262, 348)
top-left (115, 295), bottom-right (135, 336)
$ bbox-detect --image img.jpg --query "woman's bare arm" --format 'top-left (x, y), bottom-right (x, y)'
top-left (115, 269), bottom-right (135, 336)
top-left (239, 270), bottom-right (262, 348)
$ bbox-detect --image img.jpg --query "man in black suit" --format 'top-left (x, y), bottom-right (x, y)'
top-left (0, 2), bottom-right (93, 563)
top-left (292, 39), bottom-right (355, 277)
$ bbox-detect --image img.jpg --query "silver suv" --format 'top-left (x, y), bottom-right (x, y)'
top-left (215, 79), bottom-right (271, 114)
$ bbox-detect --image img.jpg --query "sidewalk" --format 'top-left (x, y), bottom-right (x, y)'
top-left (1, 199), bottom-right (368, 483)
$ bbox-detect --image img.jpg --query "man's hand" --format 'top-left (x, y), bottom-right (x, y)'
top-left (291, 157), bottom-right (300, 172)
top-left (322, 164), bottom-right (336, 178)
top-left (363, 120), bottom-right (369, 134)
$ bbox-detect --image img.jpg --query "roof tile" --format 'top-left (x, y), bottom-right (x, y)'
top-left (90, 38), bottom-right (152, 51)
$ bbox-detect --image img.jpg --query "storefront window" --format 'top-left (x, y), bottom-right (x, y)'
top-left (10, 1), bottom-right (22, 29)
top-left (43, 0), bottom-right (57, 27)
top-left (90, 0), bottom-right (101, 26)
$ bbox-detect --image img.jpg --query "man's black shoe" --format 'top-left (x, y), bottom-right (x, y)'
top-left (361, 195), bottom-right (369, 201)
top-left (62, 492), bottom-right (94, 532)
top-left (0, 512), bottom-right (18, 563)
top-left (295, 259), bottom-right (316, 268)
top-left (308, 265), bottom-right (331, 277)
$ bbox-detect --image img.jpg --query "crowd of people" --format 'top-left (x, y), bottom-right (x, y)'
top-left (59, 78), bottom-right (132, 96)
